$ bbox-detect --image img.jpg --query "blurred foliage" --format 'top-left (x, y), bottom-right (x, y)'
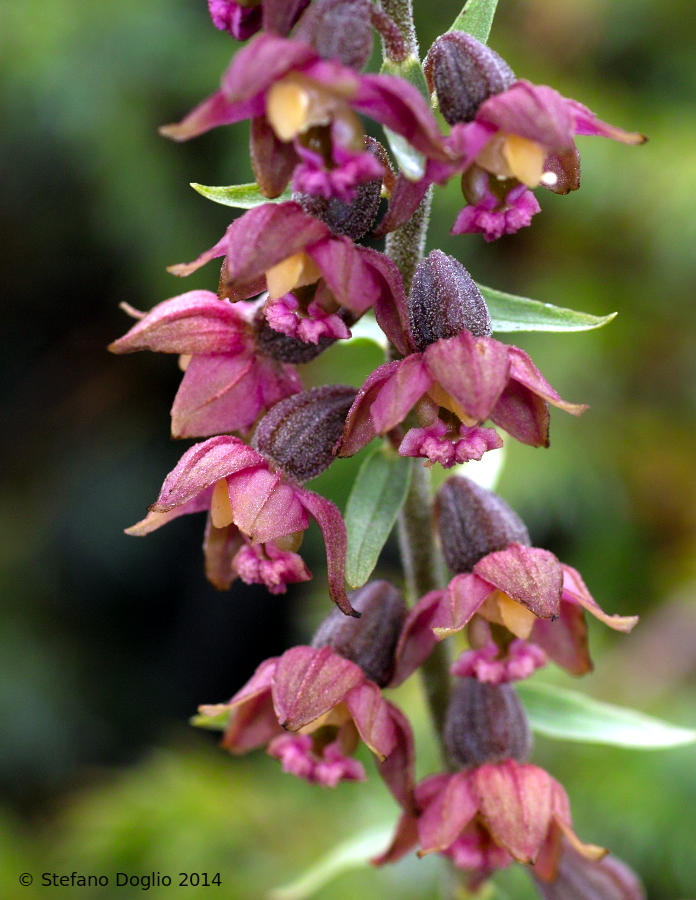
top-left (1, 0), bottom-right (695, 897)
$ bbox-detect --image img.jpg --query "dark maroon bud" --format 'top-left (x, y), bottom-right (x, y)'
top-left (294, 0), bottom-right (374, 69)
top-left (534, 843), bottom-right (646, 900)
top-left (408, 250), bottom-right (491, 351)
top-left (435, 477), bottom-right (530, 573)
top-left (253, 385), bottom-right (357, 482)
top-left (424, 32), bottom-right (515, 126)
top-left (295, 138), bottom-right (387, 241)
top-left (311, 580), bottom-right (407, 686)
top-left (444, 678), bottom-right (531, 768)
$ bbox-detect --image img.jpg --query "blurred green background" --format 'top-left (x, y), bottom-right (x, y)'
top-left (1, 0), bottom-right (695, 897)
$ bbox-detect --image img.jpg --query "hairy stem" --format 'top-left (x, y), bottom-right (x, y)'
top-left (380, 0), bottom-right (419, 58)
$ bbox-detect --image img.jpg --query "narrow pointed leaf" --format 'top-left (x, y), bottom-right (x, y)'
top-left (345, 446), bottom-right (413, 588)
top-left (480, 285), bottom-right (617, 334)
top-left (449, 0), bottom-right (500, 44)
top-left (190, 182), bottom-right (292, 209)
top-left (268, 826), bottom-right (393, 900)
top-left (517, 681), bottom-right (696, 749)
top-left (379, 57), bottom-right (429, 180)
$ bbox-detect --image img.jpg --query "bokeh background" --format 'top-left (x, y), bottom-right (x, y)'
top-left (2, 0), bottom-right (695, 897)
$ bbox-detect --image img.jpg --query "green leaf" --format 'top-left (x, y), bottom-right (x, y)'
top-left (517, 681), bottom-right (696, 749)
top-left (380, 56), bottom-right (429, 180)
top-left (344, 446), bottom-right (413, 589)
top-left (190, 182), bottom-right (292, 209)
top-left (448, 0), bottom-right (500, 44)
top-left (480, 284), bottom-right (617, 333)
top-left (268, 826), bottom-right (393, 900)
top-left (189, 708), bottom-right (230, 731)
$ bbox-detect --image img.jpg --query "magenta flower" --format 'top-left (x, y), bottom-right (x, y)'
top-left (109, 290), bottom-right (301, 438)
top-left (375, 760), bottom-right (605, 884)
top-left (395, 545), bottom-right (638, 680)
top-left (195, 578), bottom-right (418, 803)
top-left (340, 332), bottom-right (587, 459)
top-left (208, 0), bottom-right (309, 41)
top-left (160, 33), bottom-right (444, 200)
top-left (126, 433), bottom-right (354, 612)
top-left (380, 41), bottom-right (645, 238)
top-left (168, 201), bottom-right (411, 354)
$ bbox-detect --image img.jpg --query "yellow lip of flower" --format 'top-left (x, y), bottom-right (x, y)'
top-left (479, 590), bottom-right (537, 639)
top-left (266, 75), bottom-right (335, 142)
top-left (266, 252), bottom-right (322, 300)
top-left (476, 133), bottom-right (547, 189)
top-left (427, 383), bottom-right (478, 427)
top-left (297, 701), bottom-right (351, 735)
top-left (210, 478), bottom-right (235, 529)
top-left (502, 134), bottom-right (546, 188)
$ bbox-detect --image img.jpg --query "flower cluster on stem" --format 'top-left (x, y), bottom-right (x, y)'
top-left (113, 1), bottom-right (647, 896)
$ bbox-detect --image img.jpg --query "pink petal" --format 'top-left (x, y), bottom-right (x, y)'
top-left (125, 487), bottom-right (213, 536)
top-left (223, 691), bottom-right (282, 753)
top-left (220, 33), bottom-right (317, 104)
top-left (473, 761), bottom-right (554, 863)
top-left (474, 544), bottom-right (563, 619)
top-left (296, 487), bottom-right (354, 617)
top-left (391, 590), bottom-right (445, 687)
top-left (151, 436), bottom-right (263, 512)
top-left (159, 89), bottom-right (262, 142)
top-left (371, 810), bottom-right (420, 866)
top-left (476, 81), bottom-right (575, 152)
top-left (344, 681), bottom-right (397, 760)
top-left (418, 772), bottom-right (478, 855)
top-left (424, 333), bottom-right (511, 422)
top-left (377, 702), bottom-right (416, 811)
top-left (370, 354), bottom-right (432, 434)
top-left (489, 380), bottom-right (550, 446)
top-left (507, 346), bottom-right (587, 415)
top-left (225, 467), bottom-right (309, 543)
top-left (566, 98), bottom-right (646, 145)
top-left (353, 73), bottom-right (445, 159)
top-left (108, 291), bottom-right (248, 355)
top-left (375, 174), bottom-right (429, 237)
top-left (272, 645), bottom-right (364, 730)
top-left (432, 574), bottom-right (493, 638)
top-left (561, 565), bottom-right (639, 632)
top-left (340, 360), bottom-right (401, 457)
top-left (355, 247), bottom-right (412, 357)
top-left (530, 600), bottom-right (592, 676)
top-left (307, 237), bottom-right (381, 314)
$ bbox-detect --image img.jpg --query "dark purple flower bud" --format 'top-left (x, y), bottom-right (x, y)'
top-left (295, 139), bottom-right (388, 240)
top-left (253, 385), bottom-right (357, 482)
top-left (311, 580), bottom-right (407, 686)
top-left (408, 250), bottom-right (491, 352)
top-left (534, 843), bottom-right (646, 900)
top-left (294, 0), bottom-right (374, 69)
top-left (424, 32), bottom-right (515, 126)
top-left (435, 476), bottom-right (530, 573)
top-left (444, 678), bottom-right (531, 768)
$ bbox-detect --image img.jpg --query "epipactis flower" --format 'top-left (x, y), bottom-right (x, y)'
top-left (375, 760), bottom-right (605, 885)
top-left (168, 201), bottom-right (411, 354)
top-left (533, 840), bottom-right (646, 899)
top-left (340, 251), bottom-right (586, 461)
top-left (380, 33), bottom-right (644, 238)
top-left (160, 32), bottom-right (443, 201)
top-left (126, 387), bottom-right (357, 610)
top-left (108, 291), bottom-right (301, 438)
top-left (195, 581), bottom-right (415, 802)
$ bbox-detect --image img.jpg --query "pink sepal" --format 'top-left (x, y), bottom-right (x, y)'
top-left (474, 544), bottom-right (563, 619)
top-left (272, 645), bottom-right (364, 731)
top-left (418, 771), bottom-right (478, 855)
top-left (561, 565), bottom-right (638, 632)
